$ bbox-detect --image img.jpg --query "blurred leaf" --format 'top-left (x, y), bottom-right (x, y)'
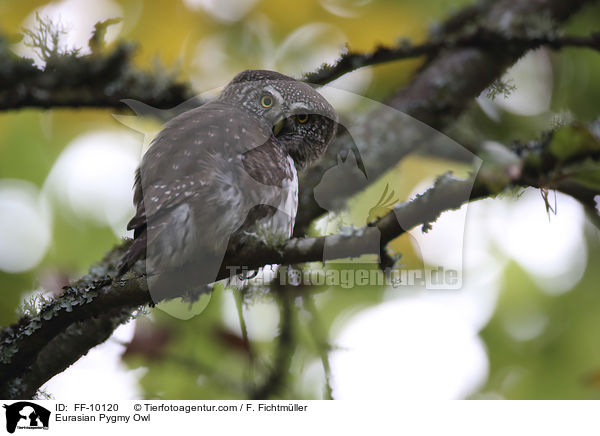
top-left (550, 123), bottom-right (600, 162)
top-left (89, 17), bottom-right (123, 53)
top-left (566, 158), bottom-right (600, 190)
top-left (479, 240), bottom-right (600, 399)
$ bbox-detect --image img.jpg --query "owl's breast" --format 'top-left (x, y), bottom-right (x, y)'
top-left (228, 153), bottom-right (299, 247)
top-left (274, 155), bottom-right (299, 237)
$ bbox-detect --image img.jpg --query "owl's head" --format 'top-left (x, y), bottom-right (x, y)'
top-left (219, 69), bottom-right (337, 170)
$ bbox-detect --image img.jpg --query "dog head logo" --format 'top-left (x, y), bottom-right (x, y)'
top-left (3, 402), bottom-right (50, 433)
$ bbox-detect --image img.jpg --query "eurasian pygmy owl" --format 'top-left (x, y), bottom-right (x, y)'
top-left (119, 70), bottom-right (337, 300)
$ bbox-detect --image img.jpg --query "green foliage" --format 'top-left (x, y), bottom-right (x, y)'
top-left (479, 238), bottom-right (600, 399)
top-left (568, 158), bottom-right (600, 191)
top-left (549, 123), bottom-right (600, 190)
top-left (549, 123), bottom-right (600, 161)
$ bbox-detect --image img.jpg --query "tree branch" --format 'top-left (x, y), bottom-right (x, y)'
top-left (1, 2), bottom-right (597, 112)
top-left (305, 30), bottom-right (600, 86)
top-left (249, 283), bottom-right (295, 399)
top-left (0, 35), bottom-right (197, 111)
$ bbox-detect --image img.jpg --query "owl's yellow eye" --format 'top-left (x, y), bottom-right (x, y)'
top-left (297, 114), bottom-right (309, 123)
top-left (260, 95), bottom-right (274, 108)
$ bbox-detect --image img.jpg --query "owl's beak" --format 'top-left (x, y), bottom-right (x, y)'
top-left (272, 119), bottom-right (286, 136)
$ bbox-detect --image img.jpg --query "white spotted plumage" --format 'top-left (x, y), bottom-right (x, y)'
top-left (120, 70), bottom-right (337, 301)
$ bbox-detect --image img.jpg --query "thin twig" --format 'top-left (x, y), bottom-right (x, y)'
top-left (250, 284), bottom-right (295, 399)
top-left (233, 287), bottom-right (256, 392)
top-left (303, 294), bottom-right (334, 400)
top-left (304, 30), bottom-right (600, 86)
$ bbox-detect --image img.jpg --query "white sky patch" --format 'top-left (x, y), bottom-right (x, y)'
top-left (41, 321), bottom-right (142, 399)
top-left (43, 130), bottom-right (141, 237)
top-left (13, 0), bottom-right (123, 68)
top-left (461, 197), bottom-right (510, 277)
top-left (486, 188), bottom-right (587, 295)
top-left (502, 306), bottom-right (549, 342)
top-left (183, 0), bottom-right (259, 23)
top-left (316, 69), bottom-right (373, 113)
top-left (330, 297), bottom-right (489, 399)
top-left (320, 0), bottom-right (372, 18)
top-left (477, 49), bottom-right (553, 118)
top-left (403, 269), bottom-right (502, 334)
top-left (191, 15), bottom-right (275, 90)
top-left (476, 94), bottom-right (502, 122)
top-left (275, 23), bottom-right (347, 76)
top-left (0, 180), bottom-right (51, 273)
top-left (191, 20), bottom-right (358, 94)
top-left (298, 359), bottom-right (329, 400)
top-left (408, 179), bottom-right (470, 271)
top-left (410, 182), bottom-right (587, 297)
top-left (221, 290), bottom-right (280, 342)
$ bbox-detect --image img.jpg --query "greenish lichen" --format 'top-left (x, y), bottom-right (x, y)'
top-left (17, 292), bottom-right (53, 318)
top-left (486, 78), bottom-right (516, 100)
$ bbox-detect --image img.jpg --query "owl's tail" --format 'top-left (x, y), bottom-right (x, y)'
top-left (117, 230), bottom-right (147, 276)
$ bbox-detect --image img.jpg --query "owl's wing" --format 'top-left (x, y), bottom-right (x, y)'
top-left (120, 102), bottom-right (274, 272)
top-left (128, 102), bottom-right (273, 230)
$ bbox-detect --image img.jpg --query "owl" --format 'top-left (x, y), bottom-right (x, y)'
top-left (119, 70), bottom-right (337, 300)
